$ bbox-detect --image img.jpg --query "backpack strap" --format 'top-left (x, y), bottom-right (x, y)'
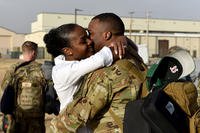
top-left (15, 61), bottom-right (32, 71)
top-left (10, 61), bottom-right (33, 86)
top-left (138, 78), bottom-right (149, 98)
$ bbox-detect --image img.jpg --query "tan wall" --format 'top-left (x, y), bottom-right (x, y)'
top-left (32, 13), bottom-right (200, 33)
top-left (12, 34), bottom-right (25, 48)
top-left (0, 27), bottom-right (25, 58)
top-left (0, 36), bottom-right (11, 49)
top-left (32, 13), bottom-right (92, 32)
top-left (25, 32), bottom-right (46, 47)
top-left (0, 36), bottom-right (11, 55)
top-left (122, 18), bottom-right (200, 33)
top-left (28, 13), bottom-right (200, 58)
top-left (0, 28), bottom-right (13, 53)
top-left (32, 21), bottom-right (43, 33)
top-left (0, 27), bottom-right (14, 35)
top-left (25, 31), bottom-right (51, 59)
top-left (129, 33), bottom-right (200, 58)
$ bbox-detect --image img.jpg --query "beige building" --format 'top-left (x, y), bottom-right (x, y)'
top-left (26, 13), bottom-right (93, 59)
top-left (27, 13), bottom-right (200, 59)
top-left (1, 12), bottom-right (200, 59)
top-left (0, 27), bottom-right (24, 58)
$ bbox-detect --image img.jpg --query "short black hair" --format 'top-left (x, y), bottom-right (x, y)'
top-left (92, 13), bottom-right (125, 35)
top-left (43, 23), bottom-right (77, 57)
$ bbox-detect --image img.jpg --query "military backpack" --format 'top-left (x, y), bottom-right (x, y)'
top-left (12, 61), bottom-right (46, 118)
top-left (124, 55), bottom-right (200, 133)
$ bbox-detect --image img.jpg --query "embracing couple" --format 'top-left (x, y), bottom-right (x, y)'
top-left (44, 12), bottom-right (147, 133)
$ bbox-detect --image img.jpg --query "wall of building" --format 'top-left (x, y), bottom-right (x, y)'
top-left (29, 13), bottom-right (200, 58)
top-left (1, 13), bottom-right (200, 59)
top-left (0, 27), bottom-right (25, 58)
top-left (130, 33), bottom-right (200, 57)
top-left (32, 13), bottom-right (200, 33)
top-left (0, 35), bottom-right (11, 56)
top-left (25, 31), bottom-right (48, 58)
top-left (31, 13), bottom-right (92, 32)
top-left (122, 17), bottom-right (200, 33)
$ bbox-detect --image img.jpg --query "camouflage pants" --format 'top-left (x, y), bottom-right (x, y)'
top-left (7, 116), bottom-right (45, 133)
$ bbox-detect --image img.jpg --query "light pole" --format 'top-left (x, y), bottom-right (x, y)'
top-left (129, 11), bottom-right (134, 39)
top-left (74, 8), bottom-right (83, 24)
top-left (146, 10), bottom-right (151, 55)
top-left (146, 11), bottom-right (151, 45)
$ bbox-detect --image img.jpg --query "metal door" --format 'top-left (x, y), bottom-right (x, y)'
top-left (158, 40), bottom-right (169, 57)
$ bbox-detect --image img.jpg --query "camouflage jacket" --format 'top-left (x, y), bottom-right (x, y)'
top-left (51, 59), bottom-right (147, 133)
top-left (0, 61), bottom-right (24, 97)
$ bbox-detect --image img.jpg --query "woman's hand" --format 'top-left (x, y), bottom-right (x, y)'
top-left (108, 36), bottom-right (127, 61)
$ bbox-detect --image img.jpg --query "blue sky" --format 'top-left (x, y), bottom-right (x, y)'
top-left (1, 0), bottom-right (200, 33)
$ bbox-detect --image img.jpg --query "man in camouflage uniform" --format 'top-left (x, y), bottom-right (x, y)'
top-left (51, 13), bottom-right (147, 133)
top-left (1, 41), bottom-right (46, 133)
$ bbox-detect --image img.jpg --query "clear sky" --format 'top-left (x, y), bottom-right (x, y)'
top-left (1, 0), bottom-right (200, 33)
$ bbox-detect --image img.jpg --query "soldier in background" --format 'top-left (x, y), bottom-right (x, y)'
top-left (0, 41), bottom-right (46, 133)
top-left (50, 13), bottom-right (147, 133)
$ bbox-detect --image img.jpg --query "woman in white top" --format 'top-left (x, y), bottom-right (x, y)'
top-left (44, 23), bottom-right (126, 112)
